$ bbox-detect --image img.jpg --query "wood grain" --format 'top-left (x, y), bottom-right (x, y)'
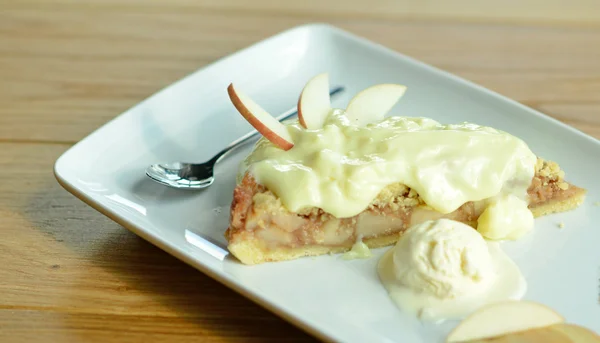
top-left (5, 0), bottom-right (600, 26)
top-left (1, 9), bottom-right (599, 143)
top-left (1, 1), bottom-right (599, 342)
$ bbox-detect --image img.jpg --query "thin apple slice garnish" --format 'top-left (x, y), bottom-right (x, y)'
top-left (345, 84), bottom-right (407, 127)
top-left (227, 83), bottom-right (294, 151)
top-left (297, 73), bottom-right (332, 130)
top-left (456, 324), bottom-right (600, 343)
top-left (446, 301), bottom-right (565, 343)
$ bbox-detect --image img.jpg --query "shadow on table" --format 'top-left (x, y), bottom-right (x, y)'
top-left (26, 179), bottom-right (316, 342)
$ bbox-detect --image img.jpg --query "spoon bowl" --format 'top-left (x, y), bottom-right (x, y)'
top-left (146, 162), bottom-right (216, 189)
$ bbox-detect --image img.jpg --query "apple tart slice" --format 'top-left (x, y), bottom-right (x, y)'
top-left (224, 74), bottom-right (586, 265)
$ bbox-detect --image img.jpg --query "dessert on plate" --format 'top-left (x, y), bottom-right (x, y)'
top-left (224, 73), bottom-right (586, 265)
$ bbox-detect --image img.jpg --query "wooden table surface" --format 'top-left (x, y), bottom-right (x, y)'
top-left (1, 1), bottom-right (599, 342)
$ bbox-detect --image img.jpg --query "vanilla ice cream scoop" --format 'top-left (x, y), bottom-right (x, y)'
top-left (393, 219), bottom-right (496, 299)
top-left (378, 219), bottom-right (526, 321)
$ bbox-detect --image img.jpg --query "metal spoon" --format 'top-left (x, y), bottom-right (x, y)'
top-left (145, 86), bottom-right (345, 189)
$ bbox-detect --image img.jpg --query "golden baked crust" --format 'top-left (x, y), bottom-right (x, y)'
top-left (226, 158), bottom-right (586, 265)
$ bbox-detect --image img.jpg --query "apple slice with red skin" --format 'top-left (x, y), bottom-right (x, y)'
top-left (227, 83), bottom-right (294, 151)
top-left (345, 84), bottom-right (407, 127)
top-left (297, 73), bottom-right (332, 130)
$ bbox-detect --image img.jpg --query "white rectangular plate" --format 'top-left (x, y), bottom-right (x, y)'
top-left (55, 24), bottom-right (600, 342)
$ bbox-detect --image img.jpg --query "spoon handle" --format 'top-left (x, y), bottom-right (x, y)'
top-left (210, 86), bottom-right (345, 164)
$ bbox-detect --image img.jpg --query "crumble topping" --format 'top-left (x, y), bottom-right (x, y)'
top-left (535, 158), bottom-right (568, 190)
top-left (252, 192), bottom-right (283, 216)
top-left (248, 158), bottom-right (569, 216)
top-left (370, 184), bottom-right (423, 211)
